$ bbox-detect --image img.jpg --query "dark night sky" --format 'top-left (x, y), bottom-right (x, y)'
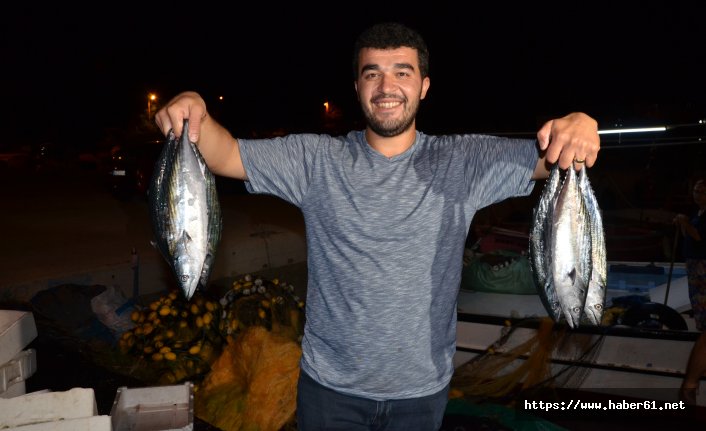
top-left (4, 2), bottom-right (706, 149)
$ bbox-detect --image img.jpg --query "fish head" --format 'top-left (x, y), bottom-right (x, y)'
top-left (174, 255), bottom-right (201, 300)
top-left (583, 301), bottom-right (604, 326)
top-left (173, 238), bottom-right (202, 300)
top-left (562, 301), bottom-right (584, 329)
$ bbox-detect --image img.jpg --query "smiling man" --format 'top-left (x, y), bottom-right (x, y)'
top-left (356, 44), bottom-right (430, 145)
top-left (155, 22), bottom-right (599, 431)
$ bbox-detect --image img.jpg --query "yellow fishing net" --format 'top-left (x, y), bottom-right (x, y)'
top-left (195, 326), bottom-right (301, 431)
top-left (451, 317), bottom-right (604, 400)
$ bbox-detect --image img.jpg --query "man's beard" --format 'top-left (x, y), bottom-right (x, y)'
top-left (362, 95), bottom-right (420, 137)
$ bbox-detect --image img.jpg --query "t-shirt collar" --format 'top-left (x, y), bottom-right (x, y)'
top-left (355, 130), bottom-right (420, 162)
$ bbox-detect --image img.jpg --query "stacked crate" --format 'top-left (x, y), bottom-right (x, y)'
top-left (0, 310), bottom-right (193, 430)
top-left (0, 310), bottom-right (111, 430)
top-left (0, 310), bottom-right (38, 398)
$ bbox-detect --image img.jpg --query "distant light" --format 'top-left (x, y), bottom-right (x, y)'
top-left (323, 101), bottom-right (330, 113)
top-left (147, 93), bottom-right (157, 119)
top-left (598, 126), bottom-right (666, 135)
top-left (219, 96), bottom-right (224, 101)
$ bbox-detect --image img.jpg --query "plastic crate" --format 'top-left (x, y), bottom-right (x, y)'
top-left (0, 349), bottom-right (37, 398)
top-left (2, 381), bottom-right (27, 399)
top-left (0, 310), bottom-right (37, 365)
top-left (110, 382), bottom-right (193, 431)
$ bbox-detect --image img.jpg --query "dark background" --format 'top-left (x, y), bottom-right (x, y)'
top-left (4, 1), bottom-right (706, 150)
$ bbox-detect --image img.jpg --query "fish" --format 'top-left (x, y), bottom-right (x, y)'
top-left (148, 119), bottom-right (222, 300)
top-left (530, 162), bottom-right (606, 328)
top-left (529, 164), bottom-right (563, 322)
top-left (578, 167), bottom-right (607, 325)
top-left (550, 166), bottom-right (590, 328)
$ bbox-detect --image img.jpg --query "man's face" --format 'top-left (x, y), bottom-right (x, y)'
top-left (354, 47), bottom-right (430, 137)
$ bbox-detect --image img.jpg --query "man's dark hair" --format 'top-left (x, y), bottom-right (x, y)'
top-left (352, 22), bottom-right (429, 79)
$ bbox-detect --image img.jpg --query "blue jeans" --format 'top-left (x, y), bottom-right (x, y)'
top-left (296, 371), bottom-right (449, 431)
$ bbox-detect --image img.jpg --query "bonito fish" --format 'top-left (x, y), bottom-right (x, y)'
top-left (530, 164), bottom-right (604, 328)
top-left (578, 167), bottom-right (607, 325)
top-left (148, 119), bottom-right (222, 300)
top-left (551, 166), bottom-right (590, 328)
top-left (529, 164), bottom-right (562, 322)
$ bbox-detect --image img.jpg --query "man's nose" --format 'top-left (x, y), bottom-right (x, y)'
top-left (378, 73), bottom-right (396, 93)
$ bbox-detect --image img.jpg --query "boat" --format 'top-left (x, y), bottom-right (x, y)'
top-left (452, 226), bottom-right (704, 407)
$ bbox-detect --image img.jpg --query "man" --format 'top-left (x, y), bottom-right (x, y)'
top-left (675, 179), bottom-right (706, 404)
top-left (156, 21), bottom-right (599, 431)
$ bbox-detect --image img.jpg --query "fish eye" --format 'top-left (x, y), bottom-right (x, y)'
top-left (180, 275), bottom-right (189, 282)
top-left (594, 304), bottom-right (603, 310)
top-left (572, 307), bottom-right (581, 313)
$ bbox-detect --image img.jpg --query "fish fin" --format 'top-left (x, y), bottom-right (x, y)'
top-left (199, 253), bottom-right (215, 287)
top-left (568, 268), bottom-right (577, 285)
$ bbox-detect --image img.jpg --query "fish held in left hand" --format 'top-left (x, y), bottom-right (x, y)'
top-left (529, 164), bottom-right (606, 328)
top-left (550, 166), bottom-right (590, 328)
top-left (578, 167), bottom-right (607, 325)
top-left (148, 119), bottom-right (222, 300)
top-left (529, 164), bottom-right (562, 322)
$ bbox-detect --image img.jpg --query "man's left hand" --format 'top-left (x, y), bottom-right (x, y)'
top-left (537, 112), bottom-right (600, 171)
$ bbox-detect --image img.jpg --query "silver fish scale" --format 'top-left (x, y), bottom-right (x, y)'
top-left (200, 147), bottom-right (222, 288)
top-left (551, 167), bottom-right (590, 328)
top-left (529, 164), bottom-right (562, 321)
top-left (579, 167), bottom-right (607, 325)
top-left (148, 120), bottom-right (222, 300)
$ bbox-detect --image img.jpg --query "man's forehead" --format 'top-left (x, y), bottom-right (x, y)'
top-left (359, 47), bottom-right (419, 68)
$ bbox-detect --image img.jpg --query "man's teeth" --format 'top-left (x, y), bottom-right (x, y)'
top-left (376, 101), bottom-right (401, 108)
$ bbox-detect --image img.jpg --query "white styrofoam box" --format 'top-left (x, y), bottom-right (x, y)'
top-left (1, 349), bottom-right (37, 398)
top-left (0, 311), bottom-right (38, 365)
top-left (6, 415), bottom-right (112, 431)
top-left (110, 382), bottom-right (193, 431)
top-left (0, 387), bottom-right (98, 428)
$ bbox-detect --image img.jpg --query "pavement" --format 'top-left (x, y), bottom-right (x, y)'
top-left (0, 164), bottom-right (308, 302)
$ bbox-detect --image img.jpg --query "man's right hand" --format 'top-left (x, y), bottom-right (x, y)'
top-left (153, 91), bottom-right (246, 180)
top-left (154, 91), bottom-right (209, 143)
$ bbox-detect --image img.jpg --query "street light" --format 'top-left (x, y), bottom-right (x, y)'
top-left (147, 93), bottom-right (157, 119)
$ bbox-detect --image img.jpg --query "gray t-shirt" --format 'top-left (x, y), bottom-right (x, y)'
top-left (238, 130), bottom-right (538, 400)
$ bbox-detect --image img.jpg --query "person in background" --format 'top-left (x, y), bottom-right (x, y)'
top-left (676, 178), bottom-right (706, 403)
top-left (155, 22), bottom-right (600, 431)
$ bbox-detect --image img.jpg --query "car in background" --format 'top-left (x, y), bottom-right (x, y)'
top-left (108, 138), bottom-right (164, 200)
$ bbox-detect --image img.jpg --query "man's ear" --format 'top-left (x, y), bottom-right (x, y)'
top-left (421, 76), bottom-right (430, 100)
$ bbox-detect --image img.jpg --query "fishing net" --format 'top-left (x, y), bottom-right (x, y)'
top-left (194, 325), bottom-right (301, 431)
top-left (451, 317), bottom-right (605, 402)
